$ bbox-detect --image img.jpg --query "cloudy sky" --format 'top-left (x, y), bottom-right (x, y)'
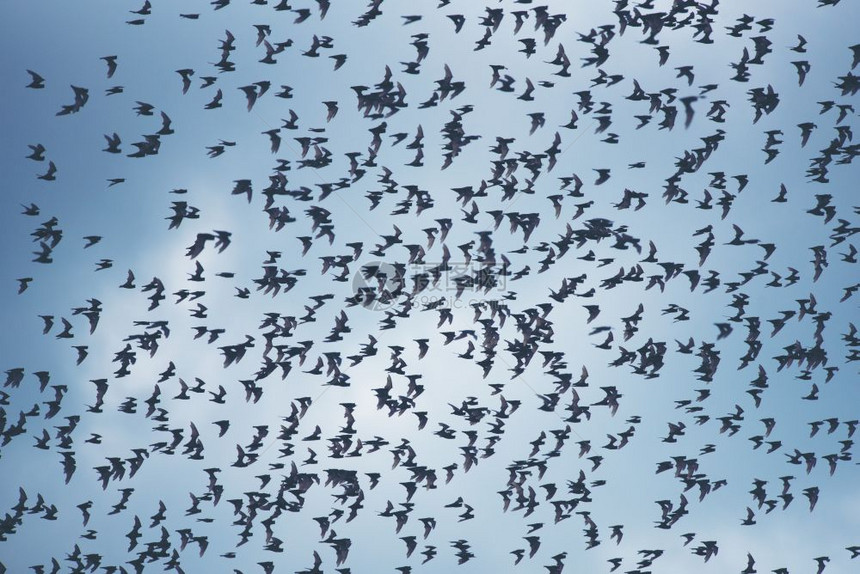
top-left (1, 0), bottom-right (858, 573)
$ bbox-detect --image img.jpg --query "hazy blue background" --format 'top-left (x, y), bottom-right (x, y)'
top-left (0, 1), bottom-right (858, 572)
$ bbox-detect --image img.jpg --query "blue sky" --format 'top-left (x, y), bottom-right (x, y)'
top-left (1, 1), bottom-right (858, 573)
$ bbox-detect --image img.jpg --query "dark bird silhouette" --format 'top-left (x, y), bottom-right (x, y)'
top-left (26, 69), bottom-right (45, 88)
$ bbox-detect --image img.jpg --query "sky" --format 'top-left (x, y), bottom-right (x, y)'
top-left (0, 0), bottom-right (858, 573)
